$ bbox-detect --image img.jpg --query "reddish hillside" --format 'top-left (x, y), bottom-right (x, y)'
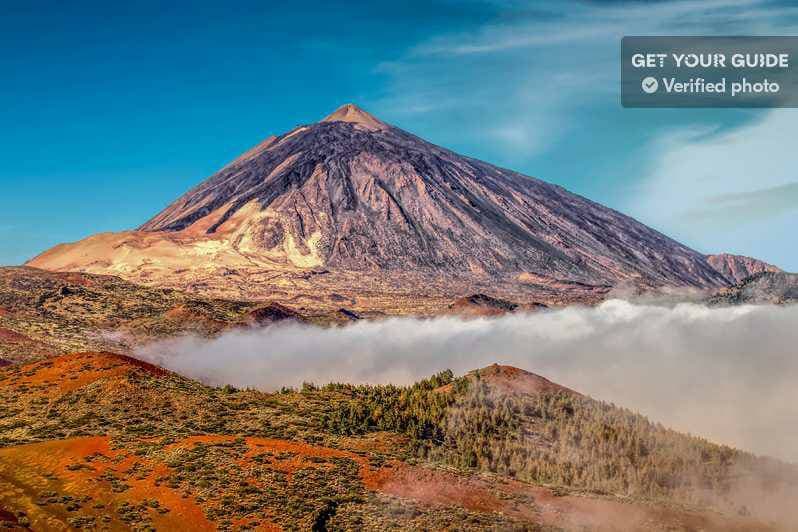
top-left (707, 253), bottom-right (781, 283)
top-left (0, 351), bottom-right (168, 400)
top-left (1, 353), bottom-right (792, 530)
top-left (435, 364), bottom-right (578, 397)
top-left (0, 436), bottom-right (215, 531)
top-left (366, 461), bottom-right (773, 532)
top-left (471, 363), bottom-right (579, 396)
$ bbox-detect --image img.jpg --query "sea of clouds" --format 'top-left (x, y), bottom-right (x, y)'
top-left (135, 299), bottom-right (798, 463)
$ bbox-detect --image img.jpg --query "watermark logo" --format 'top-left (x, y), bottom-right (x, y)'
top-left (621, 37), bottom-right (798, 107)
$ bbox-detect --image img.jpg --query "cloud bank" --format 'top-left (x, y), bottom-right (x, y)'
top-left (136, 300), bottom-right (798, 462)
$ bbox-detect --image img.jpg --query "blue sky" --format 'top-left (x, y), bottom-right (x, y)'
top-left (1, 0), bottom-right (797, 270)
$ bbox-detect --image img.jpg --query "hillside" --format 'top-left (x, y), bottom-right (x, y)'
top-left (706, 254), bottom-right (782, 284)
top-left (709, 271), bottom-right (798, 305)
top-left (0, 353), bottom-right (794, 530)
top-left (27, 104), bottom-right (732, 313)
top-left (0, 267), bottom-right (341, 365)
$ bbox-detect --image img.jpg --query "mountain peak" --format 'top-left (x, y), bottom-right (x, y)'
top-left (320, 103), bottom-right (387, 131)
top-left (28, 103), bottom-right (735, 304)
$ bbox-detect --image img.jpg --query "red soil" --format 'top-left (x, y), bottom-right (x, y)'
top-left (0, 327), bottom-right (30, 342)
top-left (166, 434), bottom-right (369, 482)
top-left (0, 436), bottom-right (213, 531)
top-left (0, 434), bottom-right (357, 531)
top-left (473, 364), bottom-right (580, 396)
top-left (0, 424), bottom-right (777, 530)
top-left (367, 461), bottom-right (777, 531)
top-left (0, 351), bottom-right (168, 397)
top-left (362, 462), bottom-right (508, 514)
top-left (436, 364), bottom-right (580, 397)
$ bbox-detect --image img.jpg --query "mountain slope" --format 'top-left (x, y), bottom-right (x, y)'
top-left (0, 353), bottom-right (791, 530)
top-left (707, 253), bottom-right (782, 283)
top-left (709, 271), bottom-right (798, 305)
top-left (28, 104), bottom-right (730, 308)
top-left (0, 267), bottom-right (345, 365)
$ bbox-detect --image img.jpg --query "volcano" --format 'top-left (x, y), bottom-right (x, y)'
top-left (28, 104), bottom-right (732, 312)
top-left (706, 253), bottom-right (781, 284)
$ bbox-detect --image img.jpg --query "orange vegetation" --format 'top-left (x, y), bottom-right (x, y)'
top-left (0, 431), bottom-right (776, 532)
top-left (0, 352), bottom-right (167, 398)
top-left (164, 434), bottom-right (364, 480)
top-left (0, 436), bottom-right (212, 531)
top-left (0, 353), bottom-right (781, 530)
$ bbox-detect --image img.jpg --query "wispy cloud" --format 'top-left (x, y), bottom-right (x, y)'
top-left (137, 300), bottom-right (798, 462)
top-left (688, 181), bottom-right (798, 222)
top-left (369, 0), bottom-right (798, 267)
top-left (629, 109), bottom-right (798, 268)
top-left (374, 0), bottom-right (798, 162)
top-left (413, 0), bottom-right (787, 56)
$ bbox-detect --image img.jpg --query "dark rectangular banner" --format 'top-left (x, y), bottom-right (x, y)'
top-left (622, 36), bottom-right (798, 107)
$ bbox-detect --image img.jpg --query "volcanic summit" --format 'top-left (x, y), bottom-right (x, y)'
top-left (29, 104), bottom-right (732, 312)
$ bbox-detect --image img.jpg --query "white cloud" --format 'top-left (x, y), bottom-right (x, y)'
top-left (136, 300), bottom-right (798, 462)
top-left (413, 0), bottom-right (796, 57)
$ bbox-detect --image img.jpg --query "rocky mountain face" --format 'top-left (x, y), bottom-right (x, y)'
top-left (0, 266), bottom-right (361, 364)
top-left (28, 104), bottom-right (732, 310)
top-left (706, 253), bottom-right (782, 284)
top-left (709, 271), bottom-right (798, 305)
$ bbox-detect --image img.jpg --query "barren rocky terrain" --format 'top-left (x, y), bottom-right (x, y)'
top-left (706, 254), bottom-right (781, 284)
top-left (0, 267), bottom-right (343, 365)
top-left (709, 271), bottom-right (798, 305)
top-left (28, 105), bottom-right (742, 312)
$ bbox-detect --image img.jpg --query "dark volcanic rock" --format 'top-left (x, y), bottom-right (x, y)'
top-left (708, 272), bottom-right (798, 305)
top-left (706, 253), bottom-right (781, 284)
top-left (451, 294), bottom-right (519, 315)
top-left (247, 303), bottom-right (304, 325)
top-left (337, 308), bottom-right (361, 321)
top-left (137, 104), bottom-right (728, 289)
